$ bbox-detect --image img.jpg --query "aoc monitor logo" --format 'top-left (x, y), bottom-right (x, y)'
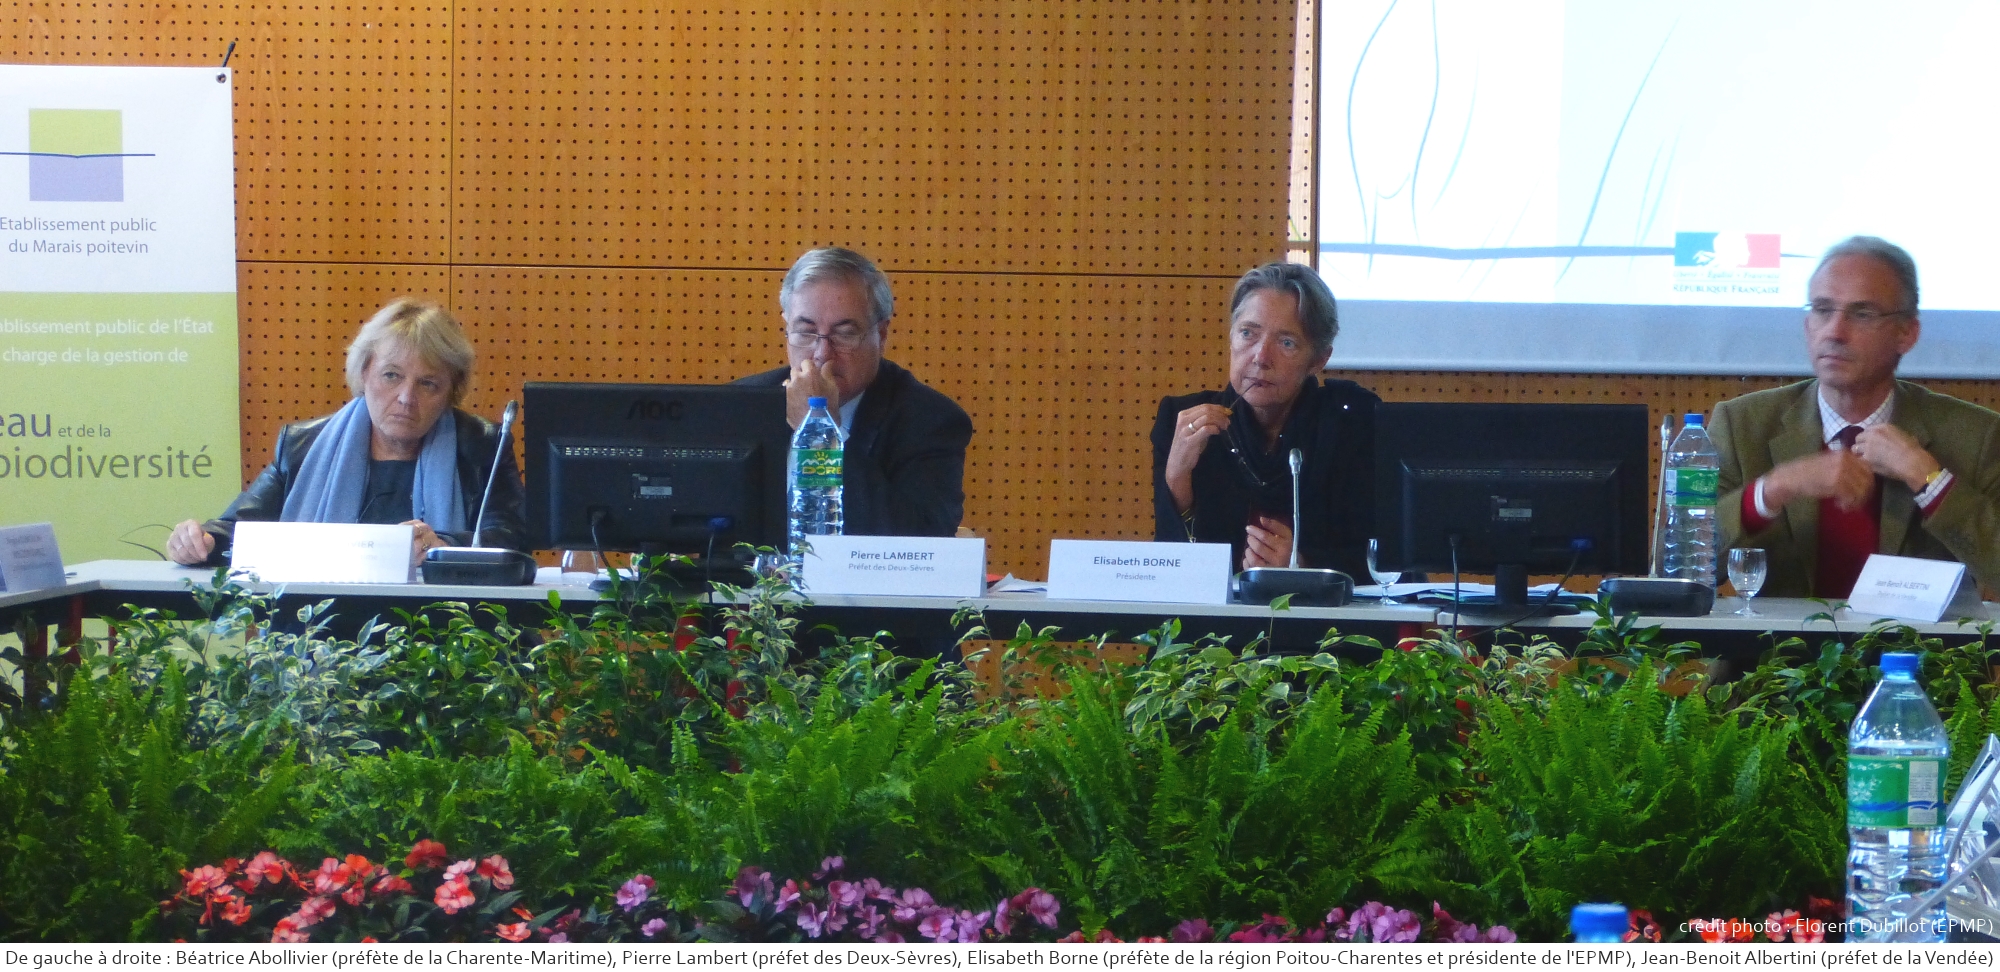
top-left (6, 109), bottom-right (152, 202)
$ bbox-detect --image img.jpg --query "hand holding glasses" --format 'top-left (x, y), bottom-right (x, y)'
top-left (1727, 547), bottom-right (1767, 615)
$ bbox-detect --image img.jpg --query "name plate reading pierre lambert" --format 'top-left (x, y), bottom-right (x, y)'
top-left (800, 535), bottom-right (986, 598)
top-left (1045, 539), bottom-right (1231, 605)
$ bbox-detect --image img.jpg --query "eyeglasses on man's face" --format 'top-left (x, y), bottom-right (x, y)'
top-left (784, 325), bottom-right (873, 350)
top-left (1803, 301), bottom-right (1912, 328)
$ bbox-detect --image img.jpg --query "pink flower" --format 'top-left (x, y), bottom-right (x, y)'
top-left (244, 852), bottom-right (287, 888)
top-left (917, 910), bottom-right (956, 941)
top-left (795, 902), bottom-right (829, 938)
top-left (992, 897), bottom-right (1015, 937)
top-left (1018, 888), bottom-right (1060, 929)
top-left (548, 933), bottom-right (569, 944)
top-left (1766, 910), bottom-right (1799, 943)
top-left (405, 840), bottom-right (449, 871)
top-left (182, 866), bottom-right (230, 898)
top-left (1170, 919), bottom-right (1214, 943)
top-left (479, 856), bottom-right (515, 890)
top-left (642, 918), bottom-right (668, 938)
top-left (1794, 918), bottom-right (1826, 944)
top-left (495, 922), bottom-right (531, 942)
top-left (312, 858), bottom-right (352, 896)
top-left (956, 910), bottom-right (990, 943)
top-left (1482, 926), bottom-right (1517, 943)
top-left (271, 918), bottom-right (310, 944)
top-left (444, 859), bottom-right (479, 881)
top-left (293, 896), bottom-right (336, 929)
top-left (775, 879), bottom-right (803, 914)
top-left (893, 887), bottom-right (935, 923)
top-left (815, 856), bottom-right (845, 879)
top-left (734, 867), bottom-right (775, 908)
top-left (828, 880), bottom-right (863, 909)
top-left (617, 875), bottom-right (656, 912)
top-left (854, 905), bottom-right (888, 940)
top-left (859, 878), bottom-right (891, 902)
top-left (342, 882), bottom-right (367, 907)
top-left (434, 876), bottom-right (475, 915)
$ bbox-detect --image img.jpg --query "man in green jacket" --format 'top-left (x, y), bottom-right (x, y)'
top-left (1711, 236), bottom-right (2000, 599)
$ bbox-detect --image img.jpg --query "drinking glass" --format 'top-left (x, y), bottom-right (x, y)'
top-left (1727, 547), bottom-right (1767, 615)
top-left (560, 548), bottom-right (603, 587)
top-left (1367, 538), bottom-right (1402, 589)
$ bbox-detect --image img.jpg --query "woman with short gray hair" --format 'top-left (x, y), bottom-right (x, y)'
top-left (165, 298), bottom-right (526, 568)
top-left (1150, 262), bottom-right (1378, 577)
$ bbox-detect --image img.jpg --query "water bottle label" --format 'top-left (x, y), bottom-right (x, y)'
top-left (794, 448), bottom-right (843, 489)
top-left (1667, 468), bottom-right (1718, 507)
top-left (1849, 756), bottom-right (1944, 827)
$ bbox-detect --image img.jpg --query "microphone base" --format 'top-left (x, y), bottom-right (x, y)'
top-left (1599, 577), bottom-right (1716, 617)
top-left (1233, 567), bottom-right (1354, 607)
top-left (422, 547), bottom-right (538, 586)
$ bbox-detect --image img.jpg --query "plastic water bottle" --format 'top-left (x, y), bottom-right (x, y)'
top-left (1663, 412), bottom-right (1719, 585)
top-left (1848, 652), bottom-right (1949, 942)
top-left (1570, 904), bottom-right (1627, 943)
top-left (787, 396), bottom-right (844, 560)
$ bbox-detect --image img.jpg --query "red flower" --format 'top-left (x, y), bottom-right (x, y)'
top-left (271, 918), bottom-right (310, 944)
top-left (221, 897), bottom-right (253, 927)
top-left (374, 874), bottom-right (415, 896)
top-left (342, 883), bottom-right (368, 907)
top-left (181, 866), bottom-right (230, 898)
top-left (435, 876), bottom-right (476, 915)
top-left (345, 854), bottom-right (377, 880)
top-left (406, 839), bottom-right (450, 871)
top-left (496, 922), bottom-right (532, 942)
top-left (478, 855), bottom-right (515, 890)
top-left (1624, 909), bottom-right (1661, 943)
top-left (312, 858), bottom-right (353, 896)
top-left (1794, 918), bottom-right (1826, 944)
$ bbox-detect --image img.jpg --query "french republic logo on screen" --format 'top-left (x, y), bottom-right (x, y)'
top-left (23, 109), bottom-right (128, 202)
top-left (1674, 232), bottom-right (1781, 269)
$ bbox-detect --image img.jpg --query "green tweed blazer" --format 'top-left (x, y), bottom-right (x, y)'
top-left (1711, 379), bottom-right (2000, 599)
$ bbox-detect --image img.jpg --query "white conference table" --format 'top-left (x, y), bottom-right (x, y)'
top-left (4, 561), bottom-right (1994, 654)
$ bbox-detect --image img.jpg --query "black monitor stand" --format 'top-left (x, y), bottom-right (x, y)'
top-left (1453, 563), bottom-right (1582, 618)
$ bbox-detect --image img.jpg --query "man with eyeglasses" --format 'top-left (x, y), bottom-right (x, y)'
top-left (733, 246), bottom-right (973, 537)
top-left (1711, 235), bottom-right (2000, 598)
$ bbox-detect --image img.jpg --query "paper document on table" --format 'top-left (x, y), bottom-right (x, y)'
top-left (1353, 582), bottom-right (1566, 601)
top-left (988, 573), bottom-right (1048, 595)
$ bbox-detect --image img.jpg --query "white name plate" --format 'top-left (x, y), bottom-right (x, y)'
top-left (1847, 554), bottom-right (1971, 623)
top-left (0, 522), bottom-right (66, 593)
top-left (1046, 539), bottom-right (1231, 605)
top-left (231, 522), bottom-right (415, 585)
top-left (801, 535), bottom-right (986, 598)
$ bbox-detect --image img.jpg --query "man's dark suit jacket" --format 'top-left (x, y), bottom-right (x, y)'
top-left (734, 359), bottom-right (973, 537)
top-left (1151, 377), bottom-right (1379, 578)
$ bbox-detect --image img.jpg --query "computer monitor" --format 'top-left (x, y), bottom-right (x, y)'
top-left (1373, 402), bottom-right (1650, 610)
top-left (522, 382), bottom-right (791, 557)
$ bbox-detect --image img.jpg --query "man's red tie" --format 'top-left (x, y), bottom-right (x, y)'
top-left (1818, 424), bottom-right (1879, 597)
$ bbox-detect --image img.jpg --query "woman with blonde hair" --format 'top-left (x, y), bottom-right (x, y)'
top-left (166, 299), bottom-right (527, 567)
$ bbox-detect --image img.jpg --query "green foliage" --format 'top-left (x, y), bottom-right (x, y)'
top-left (1447, 664), bottom-right (1844, 940)
top-left (0, 650), bottom-right (297, 941)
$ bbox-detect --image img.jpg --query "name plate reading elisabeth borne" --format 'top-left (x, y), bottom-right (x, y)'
top-left (1847, 554), bottom-right (1975, 623)
top-left (1046, 539), bottom-right (1231, 605)
top-left (230, 522), bottom-right (416, 585)
top-left (800, 535), bottom-right (987, 598)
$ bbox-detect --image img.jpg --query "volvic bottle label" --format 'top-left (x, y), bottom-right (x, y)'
top-left (794, 448), bottom-right (843, 489)
top-left (1666, 468), bottom-right (1718, 507)
top-left (1849, 756), bottom-right (1944, 827)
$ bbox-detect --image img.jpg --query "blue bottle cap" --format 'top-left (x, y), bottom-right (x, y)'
top-left (1570, 903), bottom-right (1627, 940)
top-left (1881, 653), bottom-right (1919, 677)
top-left (1683, 412), bottom-right (1704, 426)
top-left (807, 396), bottom-right (828, 408)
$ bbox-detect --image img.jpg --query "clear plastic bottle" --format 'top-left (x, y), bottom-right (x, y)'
top-left (1848, 652), bottom-right (1949, 942)
top-left (1570, 903), bottom-right (1627, 943)
top-left (787, 396), bottom-right (845, 561)
top-left (1663, 412), bottom-right (1719, 585)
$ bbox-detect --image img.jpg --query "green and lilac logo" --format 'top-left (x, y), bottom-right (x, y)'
top-left (11, 109), bottom-right (148, 202)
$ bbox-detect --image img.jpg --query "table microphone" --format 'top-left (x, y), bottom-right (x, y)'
top-left (421, 400), bottom-right (538, 586)
top-left (1232, 447), bottom-right (1353, 607)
